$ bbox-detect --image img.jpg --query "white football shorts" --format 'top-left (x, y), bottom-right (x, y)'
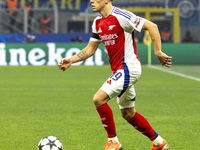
top-left (100, 69), bottom-right (141, 109)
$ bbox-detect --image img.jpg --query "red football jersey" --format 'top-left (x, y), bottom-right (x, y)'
top-left (90, 7), bottom-right (146, 73)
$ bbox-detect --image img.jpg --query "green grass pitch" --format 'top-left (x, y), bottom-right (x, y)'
top-left (0, 65), bottom-right (199, 150)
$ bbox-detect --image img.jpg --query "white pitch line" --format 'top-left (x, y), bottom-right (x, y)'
top-left (148, 65), bottom-right (200, 82)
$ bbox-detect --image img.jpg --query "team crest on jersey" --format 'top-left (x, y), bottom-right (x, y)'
top-left (108, 25), bottom-right (116, 30)
top-left (98, 27), bottom-right (102, 33)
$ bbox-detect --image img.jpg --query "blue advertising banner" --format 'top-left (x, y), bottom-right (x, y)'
top-left (0, 33), bottom-right (91, 43)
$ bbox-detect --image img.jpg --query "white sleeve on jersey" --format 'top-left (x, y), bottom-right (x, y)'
top-left (114, 8), bottom-right (146, 33)
top-left (129, 14), bottom-right (146, 32)
top-left (90, 17), bottom-right (102, 42)
top-left (91, 17), bottom-right (98, 34)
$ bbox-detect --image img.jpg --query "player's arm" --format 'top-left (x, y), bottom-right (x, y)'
top-left (58, 40), bottom-right (100, 71)
top-left (142, 20), bottom-right (172, 67)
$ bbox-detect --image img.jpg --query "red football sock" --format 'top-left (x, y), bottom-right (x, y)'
top-left (96, 103), bottom-right (116, 138)
top-left (128, 112), bottom-right (158, 141)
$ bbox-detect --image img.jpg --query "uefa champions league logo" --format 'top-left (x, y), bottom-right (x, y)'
top-left (177, 0), bottom-right (195, 20)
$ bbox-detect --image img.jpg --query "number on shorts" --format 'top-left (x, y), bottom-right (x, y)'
top-left (110, 72), bottom-right (122, 81)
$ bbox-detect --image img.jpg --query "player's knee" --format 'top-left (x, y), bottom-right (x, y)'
top-left (121, 108), bottom-right (136, 121)
top-left (93, 91), bottom-right (110, 107)
top-left (93, 96), bottom-right (104, 107)
top-left (121, 112), bottom-right (133, 120)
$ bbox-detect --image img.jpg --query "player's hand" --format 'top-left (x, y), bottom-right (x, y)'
top-left (57, 58), bottom-right (72, 71)
top-left (155, 51), bottom-right (172, 67)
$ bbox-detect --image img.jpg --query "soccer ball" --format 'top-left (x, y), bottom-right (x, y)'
top-left (38, 136), bottom-right (63, 150)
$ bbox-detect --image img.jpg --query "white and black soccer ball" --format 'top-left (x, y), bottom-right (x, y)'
top-left (38, 136), bottom-right (63, 150)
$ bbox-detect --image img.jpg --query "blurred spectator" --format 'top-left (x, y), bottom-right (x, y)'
top-left (39, 13), bottom-right (51, 33)
top-left (18, 0), bottom-right (33, 33)
top-left (0, 0), bottom-right (6, 8)
top-left (24, 1), bottom-right (33, 18)
top-left (160, 26), bottom-right (171, 43)
top-left (183, 30), bottom-right (193, 43)
top-left (6, 0), bottom-right (18, 33)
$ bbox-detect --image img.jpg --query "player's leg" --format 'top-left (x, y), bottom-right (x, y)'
top-left (122, 107), bottom-right (168, 149)
top-left (118, 86), bottom-right (169, 149)
top-left (94, 90), bottom-right (122, 150)
top-left (93, 89), bottom-right (110, 107)
top-left (94, 70), bottom-right (128, 150)
top-left (93, 89), bottom-right (117, 139)
top-left (121, 106), bottom-right (160, 141)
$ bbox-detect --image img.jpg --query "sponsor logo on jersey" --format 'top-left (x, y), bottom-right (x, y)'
top-left (134, 17), bottom-right (141, 28)
top-left (99, 33), bottom-right (118, 46)
top-left (99, 33), bottom-right (118, 41)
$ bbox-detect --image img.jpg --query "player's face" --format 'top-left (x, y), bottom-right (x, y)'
top-left (90, 0), bottom-right (106, 12)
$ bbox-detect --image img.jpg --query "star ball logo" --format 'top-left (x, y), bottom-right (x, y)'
top-left (176, 0), bottom-right (196, 20)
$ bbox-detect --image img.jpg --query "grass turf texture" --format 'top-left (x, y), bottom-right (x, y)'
top-left (0, 65), bottom-right (199, 150)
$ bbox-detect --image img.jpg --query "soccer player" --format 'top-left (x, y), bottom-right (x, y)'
top-left (58, 0), bottom-right (172, 149)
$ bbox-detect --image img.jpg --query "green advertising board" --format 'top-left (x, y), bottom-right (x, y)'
top-left (0, 43), bottom-right (109, 66)
top-left (138, 43), bottom-right (200, 65)
top-left (0, 43), bottom-right (199, 66)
